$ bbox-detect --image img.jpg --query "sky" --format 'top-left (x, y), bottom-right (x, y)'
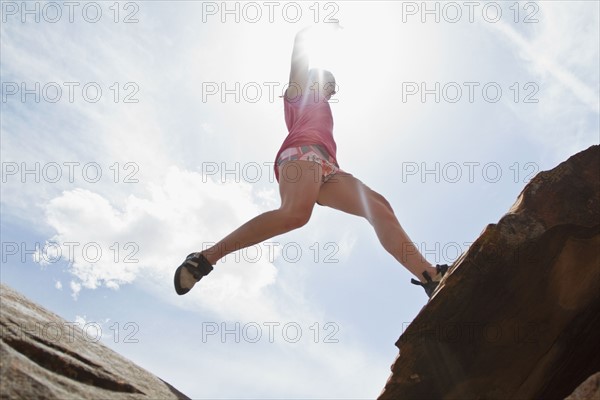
top-left (1, 1), bottom-right (599, 399)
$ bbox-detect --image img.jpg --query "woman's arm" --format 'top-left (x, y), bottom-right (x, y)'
top-left (285, 26), bottom-right (312, 100)
top-left (284, 22), bottom-right (342, 100)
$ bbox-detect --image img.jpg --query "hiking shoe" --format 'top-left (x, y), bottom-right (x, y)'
top-left (411, 264), bottom-right (450, 298)
top-left (174, 252), bottom-right (213, 295)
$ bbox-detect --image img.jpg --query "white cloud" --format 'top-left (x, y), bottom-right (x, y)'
top-left (39, 166), bottom-right (300, 321)
top-left (69, 281), bottom-right (81, 300)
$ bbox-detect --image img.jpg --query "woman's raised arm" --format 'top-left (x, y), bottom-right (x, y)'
top-left (285, 26), bottom-right (312, 99)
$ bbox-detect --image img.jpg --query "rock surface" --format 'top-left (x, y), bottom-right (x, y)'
top-left (564, 372), bottom-right (600, 400)
top-left (0, 284), bottom-right (189, 400)
top-left (379, 145), bottom-right (600, 400)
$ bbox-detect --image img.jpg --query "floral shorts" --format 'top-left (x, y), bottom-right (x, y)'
top-left (276, 144), bottom-right (342, 183)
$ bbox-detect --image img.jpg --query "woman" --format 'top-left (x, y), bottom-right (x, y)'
top-left (174, 23), bottom-right (449, 299)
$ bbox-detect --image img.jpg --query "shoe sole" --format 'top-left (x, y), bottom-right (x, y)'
top-left (174, 265), bottom-right (192, 295)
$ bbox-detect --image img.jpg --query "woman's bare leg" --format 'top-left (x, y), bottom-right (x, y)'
top-left (316, 173), bottom-right (438, 282)
top-left (200, 161), bottom-right (323, 265)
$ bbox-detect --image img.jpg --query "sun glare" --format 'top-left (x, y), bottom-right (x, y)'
top-left (305, 2), bottom-right (441, 90)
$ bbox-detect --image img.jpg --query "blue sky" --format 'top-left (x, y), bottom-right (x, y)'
top-left (1, 1), bottom-right (598, 398)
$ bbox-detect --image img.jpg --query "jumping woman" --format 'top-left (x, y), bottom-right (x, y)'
top-left (174, 23), bottom-right (449, 299)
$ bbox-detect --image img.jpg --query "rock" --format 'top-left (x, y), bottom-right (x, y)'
top-left (379, 145), bottom-right (600, 400)
top-left (565, 372), bottom-right (600, 400)
top-left (0, 284), bottom-right (189, 400)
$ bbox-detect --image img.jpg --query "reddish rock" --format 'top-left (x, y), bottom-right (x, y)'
top-left (379, 145), bottom-right (600, 400)
top-left (0, 284), bottom-right (189, 400)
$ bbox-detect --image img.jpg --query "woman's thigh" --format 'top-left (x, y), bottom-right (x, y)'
top-left (316, 172), bottom-right (393, 219)
top-left (278, 160), bottom-right (324, 213)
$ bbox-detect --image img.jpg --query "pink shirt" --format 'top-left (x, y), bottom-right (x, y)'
top-left (274, 91), bottom-right (338, 182)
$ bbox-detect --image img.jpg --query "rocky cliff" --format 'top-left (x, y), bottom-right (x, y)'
top-left (379, 145), bottom-right (600, 399)
top-left (0, 284), bottom-right (189, 400)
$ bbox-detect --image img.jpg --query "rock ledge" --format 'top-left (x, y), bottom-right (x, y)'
top-left (0, 284), bottom-right (190, 400)
top-left (379, 145), bottom-right (600, 400)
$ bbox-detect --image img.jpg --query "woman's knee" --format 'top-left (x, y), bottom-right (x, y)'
top-left (376, 193), bottom-right (394, 213)
top-left (365, 186), bottom-right (393, 212)
top-left (366, 190), bottom-right (396, 222)
top-left (279, 207), bottom-right (313, 230)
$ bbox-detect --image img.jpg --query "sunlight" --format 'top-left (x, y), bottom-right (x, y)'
top-left (300, 2), bottom-right (443, 153)
top-left (210, 1), bottom-right (445, 154)
top-left (305, 3), bottom-right (440, 84)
